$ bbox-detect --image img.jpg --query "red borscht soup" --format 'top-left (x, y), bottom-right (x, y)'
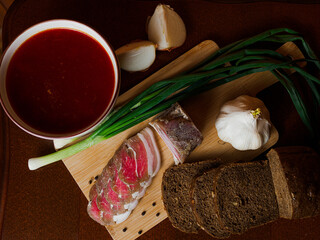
top-left (6, 28), bottom-right (116, 136)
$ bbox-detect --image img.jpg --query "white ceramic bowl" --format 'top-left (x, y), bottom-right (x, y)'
top-left (0, 19), bottom-right (120, 140)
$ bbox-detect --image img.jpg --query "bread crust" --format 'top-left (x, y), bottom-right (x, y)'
top-left (267, 146), bottom-right (320, 219)
top-left (161, 159), bottom-right (220, 233)
top-left (190, 167), bottom-right (231, 238)
top-left (202, 161), bottom-right (278, 235)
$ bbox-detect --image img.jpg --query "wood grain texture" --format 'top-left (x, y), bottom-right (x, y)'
top-left (61, 40), bottom-right (304, 240)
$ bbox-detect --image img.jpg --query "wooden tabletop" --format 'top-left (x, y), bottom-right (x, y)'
top-left (1, 0), bottom-right (320, 240)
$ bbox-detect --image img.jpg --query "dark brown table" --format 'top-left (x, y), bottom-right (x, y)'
top-left (1, 0), bottom-right (320, 239)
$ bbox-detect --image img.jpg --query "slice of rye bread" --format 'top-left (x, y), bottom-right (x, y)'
top-left (192, 161), bottom-right (279, 236)
top-left (191, 167), bottom-right (231, 238)
top-left (161, 159), bottom-right (221, 233)
top-left (267, 146), bottom-right (320, 219)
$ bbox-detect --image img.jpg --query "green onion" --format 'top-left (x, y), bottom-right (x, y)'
top-left (28, 28), bottom-right (320, 170)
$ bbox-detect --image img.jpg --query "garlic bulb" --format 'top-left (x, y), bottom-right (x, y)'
top-left (147, 4), bottom-right (186, 51)
top-left (215, 95), bottom-right (271, 151)
top-left (115, 41), bottom-right (156, 72)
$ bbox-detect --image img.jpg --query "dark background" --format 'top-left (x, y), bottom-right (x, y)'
top-left (1, 0), bottom-right (320, 239)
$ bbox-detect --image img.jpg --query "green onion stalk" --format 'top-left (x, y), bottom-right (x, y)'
top-left (28, 28), bottom-right (320, 170)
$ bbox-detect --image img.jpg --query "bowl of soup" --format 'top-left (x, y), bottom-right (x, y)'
top-left (0, 19), bottom-right (120, 140)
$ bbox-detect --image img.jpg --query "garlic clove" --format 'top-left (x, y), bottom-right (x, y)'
top-left (115, 41), bottom-right (156, 72)
top-left (147, 4), bottom-right (186, 51)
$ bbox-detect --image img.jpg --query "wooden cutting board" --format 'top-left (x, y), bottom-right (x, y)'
top-left (62, 40), bottom-right (304, 240)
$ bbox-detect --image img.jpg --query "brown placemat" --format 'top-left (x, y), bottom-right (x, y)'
top-left (1, 1), bottom-right (320, 239)
top-left (0, 109), bottom-right (9, 236)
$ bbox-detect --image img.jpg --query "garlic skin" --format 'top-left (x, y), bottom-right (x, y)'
top-left (215, 95), bottom-right (271, 151)
top-left (147, 4), bottom-right (186, 51)
top-left (115, 41), bottom-right (156, 72)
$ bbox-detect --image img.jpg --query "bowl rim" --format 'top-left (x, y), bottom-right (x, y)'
top-left (0, 19), bottom-right (121, 140)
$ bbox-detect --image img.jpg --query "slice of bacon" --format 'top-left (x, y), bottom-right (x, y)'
top-left (99, 159), bottom-right (132, 206)
top-left (116, 128), bottom-right (160, 184)
top-left (87, 195), bottom-right (114, 226)
top-left (112, 128), bottom-right (160, 199)
top-left (89, 184), bottom-right (98, 201)
top-left (139, 127), bottom-right (161, 177)
top-left (150, 103), bottom-right (202, 164)
top-left (95, 165), bottom-right (111, 193)
top-left (87, 127), bottom-right (161, 226)
top-left (115, 141), bottom-right (149, 187)
top-left (98, 187), bottom-right (126, 214)
top-left (96, 162), bottom-right (132, 214)
top-left (110, 166), bottom-right (135, 203)
top-left (88, 194), bottom-right (134, 225)
top-left (113, 145), bottom-right (143, 193)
